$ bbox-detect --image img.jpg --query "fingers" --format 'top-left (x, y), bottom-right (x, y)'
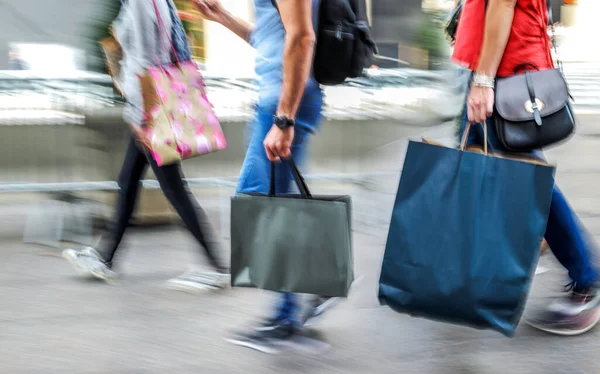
top-left (178, 11), bottom-right (192, 21)
top-left (474, 102), bottom-right (484, 124)
top-left (264, 143), bottom-right (279, 162)
top-left (264, 126), bottom-right (293, 162)
top-left (263, 141), bottom-right (291, 162)
top-left (477, 104), bottom-right (487, 124)
top-left (278, 139), bottom-right (291, 158)
top-left (279, 146), bottom-right (291, 159)
top-left (202, 0), bottom-right (219, 12)
top-left (193, 0), bottom-right (210, 14)
top-left (467, 99), bottom-right (488, 124)
top-left (486, 96), bottom-right (494, 118)
top-left (467, 103), bottom-right (474, 123)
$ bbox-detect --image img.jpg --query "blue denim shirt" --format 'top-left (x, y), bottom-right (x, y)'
top-left (250, 0), bottom-right (323, 108)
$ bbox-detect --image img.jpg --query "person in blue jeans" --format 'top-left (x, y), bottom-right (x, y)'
top-left (461, 108), bottom-right (600, 336)
top-left (455, 0), bottom-right (600, 336)
top-left (191, 0), bottom-right (340, 351)
top-left (463, 80), bottom-right (600, 337)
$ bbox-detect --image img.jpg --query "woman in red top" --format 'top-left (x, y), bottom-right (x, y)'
top-left (453, 0), bottom-right (600, 336)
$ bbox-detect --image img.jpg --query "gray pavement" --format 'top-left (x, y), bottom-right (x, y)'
top-left (2, 116), bottom-right (600, 373)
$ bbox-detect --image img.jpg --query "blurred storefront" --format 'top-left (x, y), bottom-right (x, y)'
top-left (174, 0), bottom-right (206, 61)
top-left (202, 0), bottom-right (255, 77)
top-left (556, 0), bottom-right (600, 62)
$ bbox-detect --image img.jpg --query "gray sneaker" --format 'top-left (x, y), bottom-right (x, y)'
top-left (62, 247), bottom-right (103, 276)
top-left (167, 269), bottom-right (231, 292)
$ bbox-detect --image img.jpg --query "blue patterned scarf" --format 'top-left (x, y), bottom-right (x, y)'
top-left (121, 0), bottom-right (192, 62)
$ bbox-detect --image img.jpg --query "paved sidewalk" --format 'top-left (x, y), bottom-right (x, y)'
top-left (2, 118), bottom-right (600, 373)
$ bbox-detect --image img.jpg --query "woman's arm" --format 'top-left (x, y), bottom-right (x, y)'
top-left (467, 0), bottom-right (517, 124)
top-left (192, 0), bottom-right (255, 44)
top-left (476, 0), bottom-right (517, 77)
top-left (220, 11), bottom-right (254, 43)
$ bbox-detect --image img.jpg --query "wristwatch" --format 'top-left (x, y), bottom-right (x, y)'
top-left (273, 115), bottom-right (295, 130)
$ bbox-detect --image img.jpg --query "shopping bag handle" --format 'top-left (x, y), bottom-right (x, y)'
top-left (459, 122), bottom-right (489, 155)
top-left (269, 158), bottom-right (313, 199)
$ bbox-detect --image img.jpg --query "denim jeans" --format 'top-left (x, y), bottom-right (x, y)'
top-left (460, 108), bottom-right (598, 289)
top-left (236, 99), bottom-right (323, 325)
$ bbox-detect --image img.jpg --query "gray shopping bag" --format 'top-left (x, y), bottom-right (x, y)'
top-left (231, 159), bottom-right (353, 297)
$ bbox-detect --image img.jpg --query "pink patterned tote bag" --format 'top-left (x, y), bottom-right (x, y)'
top-left (139, 0), bottom-right (227, 166)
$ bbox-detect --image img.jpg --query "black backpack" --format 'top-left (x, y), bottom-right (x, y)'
top-left (271, 0), bottom-right (378, 86)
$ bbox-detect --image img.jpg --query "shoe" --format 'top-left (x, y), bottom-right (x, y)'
top-left (301, 275), bottom-right (364, 327)
top-left (255, 296), bottom-right (341, 331)
top-left (526, 286), bottom-right (600, 336)
top-left (227, 323), bottom-right (297, 354)
top-left (254, 277), bottom-right (362, 331)
top-left (90, 262), bottom-right (119, 284)
top-left (167, 269), bottom-right (230, 292)
top-left (254, 315), bottom-right (286, 332)
top-left (302, 296), bottom-right (341, 327)
top-left (62, 247), bottom-right (103, 276)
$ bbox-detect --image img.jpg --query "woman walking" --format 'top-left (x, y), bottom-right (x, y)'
top-left (454, 0), bottom-right (600, 335)
top-left (63, 0), bottom-right (229, 291)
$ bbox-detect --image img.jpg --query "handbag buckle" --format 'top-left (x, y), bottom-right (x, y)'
top-left (524, 98), bottom-right (545, 113)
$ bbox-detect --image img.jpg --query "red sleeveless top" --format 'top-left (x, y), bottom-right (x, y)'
top-left (452, 0), bottom-right (554, 77)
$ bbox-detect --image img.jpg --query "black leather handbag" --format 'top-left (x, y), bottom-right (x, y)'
top-left (493, 4), bottom-right (575, 152)
top-left (493, 68), bottom-right (575, 152)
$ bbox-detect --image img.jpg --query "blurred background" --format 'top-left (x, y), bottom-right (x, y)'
top-left (1, 0), bottom-right (600, 372)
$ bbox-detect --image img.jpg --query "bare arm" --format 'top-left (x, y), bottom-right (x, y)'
top-left (192, 0), bottom-right (255, 44)
top-left (276, 0), bottom-right (316, 119)
top-left (475, 0), bottom-right (517, 77)
top-left (262, 0), bottom-right (316, 162)
top-left (220, 11), bottom-right (254, 43)
top-left (467, 0), bottom-right (517, 124)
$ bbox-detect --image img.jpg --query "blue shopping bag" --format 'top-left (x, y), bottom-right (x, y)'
top-left (378, 124), bottom-right (555, 336)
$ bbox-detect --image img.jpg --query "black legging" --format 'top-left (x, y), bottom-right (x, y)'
top-left (100, 135), bottom-right (225, 270)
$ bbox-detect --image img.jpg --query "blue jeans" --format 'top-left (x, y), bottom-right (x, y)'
top-left (461, 110), bottom-right (598, 290)
top-left (236, 98), bottom-right (323, 326)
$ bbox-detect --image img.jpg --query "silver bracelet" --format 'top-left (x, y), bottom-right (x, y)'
top-left (472, 73), bottom-right (495, 89)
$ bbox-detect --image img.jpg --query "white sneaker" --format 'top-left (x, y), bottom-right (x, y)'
top-left (90, 262), bottom-right (119, 284)
top-left (62, 247), bottom-right (103, 276)
top-left (167, 269), bottom-right (231, 293)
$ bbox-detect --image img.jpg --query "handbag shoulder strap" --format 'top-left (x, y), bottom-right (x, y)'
top-left (150, 0), bottom-right (180, 64)
top-left (546, 2), bottom-right (562, 71)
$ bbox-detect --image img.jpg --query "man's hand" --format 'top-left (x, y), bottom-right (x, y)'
top-left (467, 86), bottom-right (495, 124)
top-left (264, 126), bottom-right (294, 162)
top-left (192, 0), bottom-right (228, 24)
